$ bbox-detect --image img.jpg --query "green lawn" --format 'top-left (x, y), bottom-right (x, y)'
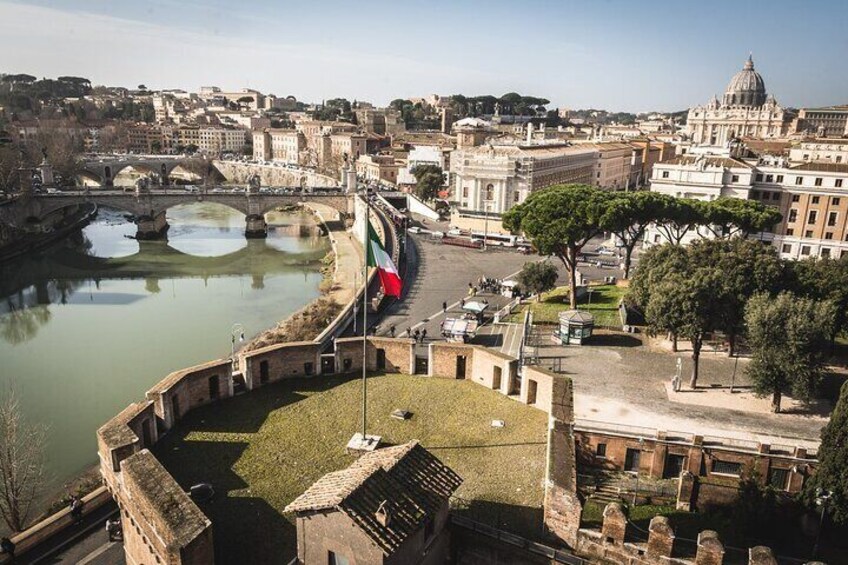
top-left (507, 284), bottom-right (625, 328)
top-left (155, 374), bottom-right (548, 563)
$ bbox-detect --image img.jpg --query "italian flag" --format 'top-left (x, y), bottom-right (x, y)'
top-left (367, 220), bottom-right (402, 297)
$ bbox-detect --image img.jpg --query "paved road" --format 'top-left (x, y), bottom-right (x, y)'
top-left (14, 502), bottom-right (123, 564)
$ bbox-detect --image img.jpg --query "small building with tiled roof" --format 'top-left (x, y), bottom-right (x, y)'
top-left (285, 440), bottom-right (462, 565)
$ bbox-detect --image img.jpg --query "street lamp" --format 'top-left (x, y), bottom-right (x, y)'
top-left (482, 202), bottom-right (490, 252)
top-left (813, 488), bottom-right (832, 559)
top-left (633, 437), bottom-right (645, 506)
top-left (231, 323), bottom-right (245, 367)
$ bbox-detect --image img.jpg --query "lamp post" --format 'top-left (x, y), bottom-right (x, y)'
top-left (813, 488), bottom-right (832, 559)
top-left (633, 437), bottom-right (644, 505)
top-left (230, 323), bottom-right (245, 368)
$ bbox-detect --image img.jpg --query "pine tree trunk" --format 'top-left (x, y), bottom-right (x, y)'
top-left (690, 337), bottom-right (702, 389)
top-left (772, 390), bottom-right (782, 413)
top-left (671, 333), bottom-right (678, 352)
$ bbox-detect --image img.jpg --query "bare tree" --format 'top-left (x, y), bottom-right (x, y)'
top-left (0, 386), bottom-right (47, 532)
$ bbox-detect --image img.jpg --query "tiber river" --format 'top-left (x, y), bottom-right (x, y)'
top-left (0, 203), bottom-right (329, 498)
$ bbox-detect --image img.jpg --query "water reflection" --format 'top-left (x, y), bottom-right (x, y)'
top-left (0, 202), bottom-right (329, 494)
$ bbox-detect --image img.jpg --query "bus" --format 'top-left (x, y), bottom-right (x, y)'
top-left (470, 232), bottom-right (519, 247)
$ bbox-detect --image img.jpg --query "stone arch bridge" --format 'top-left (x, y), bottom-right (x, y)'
top-left (2, 190), bottom-right (352, 239)
top-left (78, 156), bottom-right (189, 186)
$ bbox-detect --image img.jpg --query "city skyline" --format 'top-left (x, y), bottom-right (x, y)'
top-left (1, 0), bottom-right (847, 113)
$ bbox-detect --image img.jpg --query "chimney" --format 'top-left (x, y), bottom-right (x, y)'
top-left (375, 500), bottom-right (392, 527)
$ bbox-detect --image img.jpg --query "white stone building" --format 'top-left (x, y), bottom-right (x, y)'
top-left (450, 143), bottom-right (597, 214)
top-left (687, 55), bottom-right (793, 146)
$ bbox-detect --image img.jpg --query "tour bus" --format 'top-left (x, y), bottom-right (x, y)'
top-left (470, 232), bottom-right (519, 247)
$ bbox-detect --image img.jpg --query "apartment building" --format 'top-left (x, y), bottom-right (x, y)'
top-left (647, 154), bottom-right (848, 259)
top-left (252, 128), bottom-right (307, 164)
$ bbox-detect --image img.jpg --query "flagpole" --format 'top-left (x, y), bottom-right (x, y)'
top-left (361, 192), bottom-right (369, 443)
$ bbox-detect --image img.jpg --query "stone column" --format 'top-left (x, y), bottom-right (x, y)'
top-left (543, 374), bottom-right (582, 547)
top-left (676, 471), bottom-right (696, 511)
top-left (245, 214), bottom-right (268, 239)
top-left (135, 210), bottom-right (169, 240)
top-left (748, 546), bottom-right (777, 565)
top-left (647, 515), bottom-right (675, 558)
top-left (601, 503), bottom-right (627, 545)
top-left (695, 530), bottom-right (725, 565)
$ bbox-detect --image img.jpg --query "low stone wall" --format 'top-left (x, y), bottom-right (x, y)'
top-left (335, 336), bottom-right (415, 374)
top-left (0, 486), bottom-right (112, 564)
top-left (240, 341), bottom-right (322, 389)
top-left (573, 502), bottom-right (782, 565)
top-left (146, 358), bottom-right (233, 431)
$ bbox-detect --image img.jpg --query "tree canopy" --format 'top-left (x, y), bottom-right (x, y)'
top-left (504, 184), bottom-right (608, 308)
top-left (600, 191), bottom-right (670, 278)
top-left (744, 292), bottom-right (835, 412)
top-left (410, 165), bottom-right (443, 201)
top-left (702, 197), bottom-right (783, 239)
top-left (517, 261), bottom-right (559, 300)
top-left (805, 380), bottom-right (848, 524)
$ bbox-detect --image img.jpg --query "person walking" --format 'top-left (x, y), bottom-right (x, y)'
top-left (421, 329), bottom-right (428, 343)
top-left (70, 495), bottom-right (84, 525)
top-left (413, 329), bottom-right (420, 342)
top-left (442, 301), bottom-right (448, 313)
top-left (390, 325), bottom-right (396, 338)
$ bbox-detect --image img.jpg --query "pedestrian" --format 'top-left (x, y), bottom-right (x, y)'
top-left (413, 329), bottom-right (420, 342)
top-left (390, 325), bottom-right (396, 338)
top-left (460, 297), bottom-right (465, 307)
top-left (70, 495), bottom-right (84, 525)
top-left (406, 327), bottom-right (412, 338)
top-left (442, 301), bottom-right (447, 313)
top-left (1, 537), bottom-right (14, 558)
top-left (421, 329), bottom-right (427, 342)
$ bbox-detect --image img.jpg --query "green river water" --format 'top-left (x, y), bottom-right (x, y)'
top-left (0, 202), bottom-right (329, 497)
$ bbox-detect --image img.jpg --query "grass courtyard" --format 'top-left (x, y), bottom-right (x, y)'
top-left (507, 283), bottom-right (625, 327)
top-left (155, 374), bottom-right (548, 563)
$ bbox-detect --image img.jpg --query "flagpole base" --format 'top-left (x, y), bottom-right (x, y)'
top-left (346, 432), bottom-right (382, 454)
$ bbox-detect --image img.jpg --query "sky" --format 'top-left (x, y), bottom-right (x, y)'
top-left (0, 0), bottom-right (846, 113)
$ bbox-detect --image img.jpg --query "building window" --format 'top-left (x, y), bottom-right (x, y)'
top-left (808, 211), bottom-right (818, 224)
top-left (751, 190), bottom-right (760, 200)
top-left (514, 191), bottom-right (520, 203)
top-left (812, 196), bottom-right (820, 204)
top-left (786, 228), bottom-right (794, 236)
top-left (826, 233), bottom-right (834, 240)
top-left (712, 460), bottom-right (742, 476)
top-left (792, 194), bottom-right (800, 202)
top-left (772, 192), bottom-right (780, 201)
top-left (781, 244), bottom-right (792, 254)
top-left (732, 174), bottom-right (740, 182)
top-left (768, 468), bottom-right (790, 491)
top-left (834, 197), bottom-right (842, 205)
top-left (776, 175), bottom-right (784, 183)
top-left (788, 209), bottom-right (797, 223)
top-left (815, 177), bottom-right (823, 187)
top-left (462, 186), bottom-right (468, 198)
top-left (837, 180), bottom-right (844, 188)
top-left (596, 443), bottom-right (607, 458)
top-left (329, 551), bottom-right (350, 565)
top-left (765, 174), bottom-right (773, 183)
top-left (822, 248), bottom-right (832, 258)
top-left (796, 176), bottom-right (803, 185)
top-left (801, 245), bottom-right (811, 256)
top-left (805, 230), bottom-right (814, 238)
top-left (755, 174), bottom-right (764, 182)
top-left (829, 212), bottom-right (838, 226)
top-left (661, 171), bottom-right (669, 179)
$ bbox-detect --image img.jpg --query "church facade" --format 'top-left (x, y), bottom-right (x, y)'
top-left (687, 55), bottom-right (795, 146)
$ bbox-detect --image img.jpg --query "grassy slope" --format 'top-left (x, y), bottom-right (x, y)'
top-left (155, 374), bottom-right (548, 563)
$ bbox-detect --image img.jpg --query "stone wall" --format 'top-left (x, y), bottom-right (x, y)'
top-left (240, 341), bottom-right (322, 389)
top-left (428, 342), bottom-right (475, 379)
top-left (334, 336), bottom-right (415, 374)
top-left (213, 160), bottom-right (338, 188)
top-left (573, 501), bottom-right (785, 565)
top-left (146, 359), bottom-right (233, 431)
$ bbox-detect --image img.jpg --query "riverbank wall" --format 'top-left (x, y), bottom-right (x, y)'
top-left (212, 161), bottom-right (339, 188)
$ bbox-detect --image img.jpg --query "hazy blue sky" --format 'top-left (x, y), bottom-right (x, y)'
top-left (1, 0), bottom-right (846, 112)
